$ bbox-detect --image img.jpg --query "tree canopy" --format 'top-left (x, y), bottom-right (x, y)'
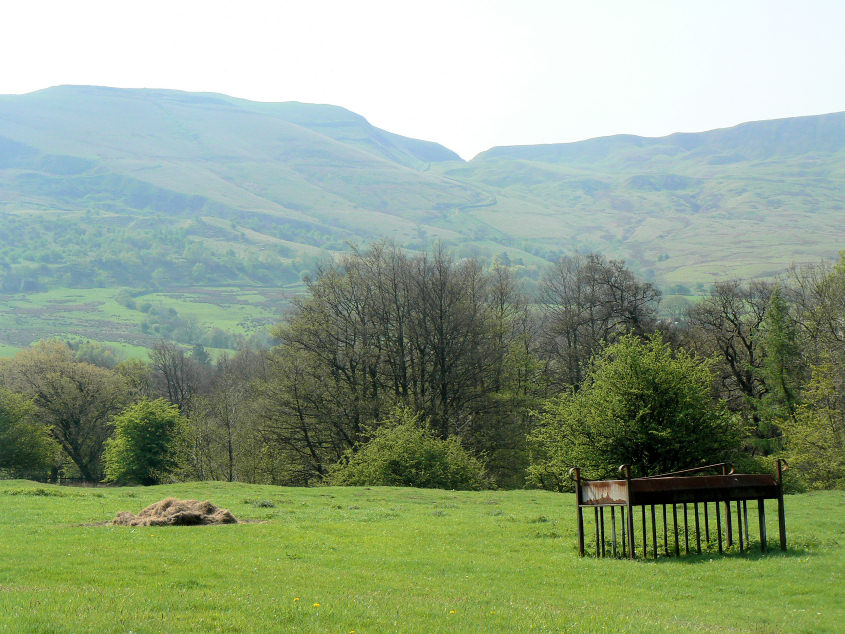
top-left (527, 334), bottom-right (741, 488)
top-left (0, 388), bottom-right (57, 478)
top-left (103, 398), bottom-right (187, 485)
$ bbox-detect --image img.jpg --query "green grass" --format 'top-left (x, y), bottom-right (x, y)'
top-left (0, 286), bottom-right (288, 354)
top-left (0, 480), bottom-right (841, 632)
top-left (0, 342), bottom-right (20, 357)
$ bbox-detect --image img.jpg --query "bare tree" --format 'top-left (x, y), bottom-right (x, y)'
top-left (539, 253), bottom-right (661, 387)
top-left (259, 242), bottom-right (537, 484)
top-left (687, 280), bottom-right (773, 412)
top-left (149, 340), bottom-right (210, 414)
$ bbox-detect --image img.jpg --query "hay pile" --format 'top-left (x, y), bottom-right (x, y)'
top-left (112, 498), bottom-right (238, 526)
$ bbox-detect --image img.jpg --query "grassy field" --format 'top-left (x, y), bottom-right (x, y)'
top-left (0, 286), bottom-right (292, 357)
top-left (0, 481), bottom-right (841, 632)
top-left (0, 343), bottom-right (19, 358)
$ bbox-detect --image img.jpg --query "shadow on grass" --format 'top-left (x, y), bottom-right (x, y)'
top-left (579, 539), bottom-right (830, 563)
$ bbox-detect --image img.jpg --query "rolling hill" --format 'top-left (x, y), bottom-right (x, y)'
top-left (0, 86), bottom-right (842, 354)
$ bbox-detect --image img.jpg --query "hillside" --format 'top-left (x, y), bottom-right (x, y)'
top-left (0, 86), bottom-right (478, 240)
top-left (0, 86), bottom-right (842, 354)
top-left (448, 111), bottom-right (845, 283)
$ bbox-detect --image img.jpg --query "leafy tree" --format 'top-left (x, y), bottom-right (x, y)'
top-left (103, 399), bottom-right (187, 485)
top-left (783, 359), bottom-right (845, 489)
top-left (1, 341), bottom-right (130, 481)
top-left (755, 287), bottom-right (802, 441)
top-left (114, 359), bottom-right (155, 400)
top-left (0, 388), bottom-right (57, 478)
top-left (527, 334), bottom-right (740, 489)
top-left (327, 407), bottom-right (490, 490)
top-left (68, 340), bottom-right (121, 368)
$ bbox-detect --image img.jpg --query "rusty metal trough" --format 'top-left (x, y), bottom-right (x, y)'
top-left (569, 461), bottom-right (788, 559)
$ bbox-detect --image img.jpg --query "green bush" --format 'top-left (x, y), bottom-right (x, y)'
top-left (103, 398), bottom-right (187, 485)
top-left (527, 334), bottom-right (741, 489)
top-left (327, 408), bottom-right (490, 490)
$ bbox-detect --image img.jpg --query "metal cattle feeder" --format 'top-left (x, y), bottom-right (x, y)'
top-left (569, 461), bottom-right (788, 559)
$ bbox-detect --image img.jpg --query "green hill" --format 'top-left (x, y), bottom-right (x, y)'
top-left (0, 86), bottom-right (842, 354)
top-left (448, 112), bottom-right (845, 283)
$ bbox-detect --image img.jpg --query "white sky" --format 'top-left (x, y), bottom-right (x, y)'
top-left (2, 0), bottom-right (844, 159)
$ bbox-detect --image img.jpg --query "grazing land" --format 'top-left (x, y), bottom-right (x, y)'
top-left (0, 480), bottom-right (842, 632)
top-left (0, 286), bottom-right (292, 358)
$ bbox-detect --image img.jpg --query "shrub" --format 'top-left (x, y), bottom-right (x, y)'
top-left (527, 333), bottom-right (741, 489)
top-left (327, 408), bottom-right (490, 490)
top-left (103, 399), bottom-right (187, 485)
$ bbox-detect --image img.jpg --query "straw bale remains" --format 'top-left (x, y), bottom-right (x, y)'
top-left (112, 498), bottom-right (238, 526)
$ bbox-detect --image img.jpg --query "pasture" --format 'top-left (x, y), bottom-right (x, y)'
top-left (0, 285), bottom-right (291, 356)
top-left (0, 481), bottom-right (842, 632)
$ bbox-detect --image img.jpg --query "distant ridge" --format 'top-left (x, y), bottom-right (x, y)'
top-left (0, 85), bottom-right (463, 168)
top-left (475, 111), bottom-right (845, 164)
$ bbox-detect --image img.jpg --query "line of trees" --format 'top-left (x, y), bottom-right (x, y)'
top-left (1, 243), bottom-right (842, 490)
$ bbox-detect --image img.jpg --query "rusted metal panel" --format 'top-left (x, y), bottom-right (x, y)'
top-left (580, 479), bottom-right (629, 505)
top-left (628, 474), bottom-right (779, 506)
top-left (571, 461), bottom-right (787, 558)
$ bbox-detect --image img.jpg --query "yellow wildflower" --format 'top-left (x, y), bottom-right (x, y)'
top-left (313, 603), bottom-right (321, 608)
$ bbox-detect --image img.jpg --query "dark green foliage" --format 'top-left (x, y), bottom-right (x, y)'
top-left (328, 408), bottom-right (490, 490)
top-left (103, 398), bottom-right (187, 485)
top-left (0, 212), bottom-right (308, 293)
top-left (0, 388), bottom-right (57, 478)
top-left (527, 334), bottom-right (741, 488)
top-left (755, 287), bottom-right (802, 436)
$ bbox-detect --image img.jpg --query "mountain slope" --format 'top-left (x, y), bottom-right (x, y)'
top-left (0, 86), bottom-right (479, 242)
top-left (442, 112), bottom-right (845, 282)
top-left (0, 87), bottom-right (843, 353)
top-left (476, 111), bottom-right (845, 164)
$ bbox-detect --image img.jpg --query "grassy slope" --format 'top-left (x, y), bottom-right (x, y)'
top-left (0, 88), bottom-right (843, 353)
top-left (1, 86), bottom-right (841, 281)
top-left (0, 480), bottom-right (842, 632)
top-left (451, 115), bottom-right (845, 282)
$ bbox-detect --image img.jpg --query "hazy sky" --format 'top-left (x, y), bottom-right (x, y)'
top-left (3, 0), bottom-right (844, 159)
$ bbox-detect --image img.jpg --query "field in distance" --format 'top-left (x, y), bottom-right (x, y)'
top-left (0, 285), bottom-right (295, 359)
top-left (0, 480), bottom-right (842, 632)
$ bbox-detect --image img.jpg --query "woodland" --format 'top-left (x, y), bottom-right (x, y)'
top-left (2, 243), bottom-right (842, 491)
